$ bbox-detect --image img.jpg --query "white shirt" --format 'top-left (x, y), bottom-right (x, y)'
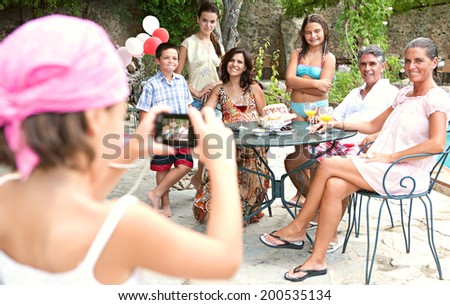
top-left (333, 78), bottom-right (399, 145)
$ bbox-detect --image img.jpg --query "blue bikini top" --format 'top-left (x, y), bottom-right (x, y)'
top-left (296, 64), bottom-right (322, 79)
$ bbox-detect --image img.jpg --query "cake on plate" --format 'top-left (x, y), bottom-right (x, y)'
top-left (259, 104), bottom-right (295, 129)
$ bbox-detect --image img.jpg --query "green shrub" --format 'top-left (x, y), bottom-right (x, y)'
top-left (329, 65), bottom-right (362, 106)
top-left (253, 37), bottom-right (290, 105)
top-left (385, 55), bottom-right (402, 83)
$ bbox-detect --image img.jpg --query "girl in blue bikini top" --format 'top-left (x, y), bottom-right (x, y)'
top-left (296, 64), bottom-right (322, 79)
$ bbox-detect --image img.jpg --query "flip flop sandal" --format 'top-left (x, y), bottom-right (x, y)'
top-left (306, 222), bottom-right (318, 231)
top-left (282, 201), bottom-right (303, 208)
top-left (259, 231), bottom-right (305, 250)
top-left (284, 266), bottom-right (327, 282)
top-left (327, 240), bottom-right (344, 253)
top-left (308, 239), bottom-right (344, 253)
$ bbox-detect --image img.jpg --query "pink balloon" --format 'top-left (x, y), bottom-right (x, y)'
top-left (144, 37), bottom-right (162, 55)
top-left (117, 47), bottom-right (132, 67)
top-left (152, 28), bottom-right (169, 43)
top-left (125, 37), bottom-right (143, 56)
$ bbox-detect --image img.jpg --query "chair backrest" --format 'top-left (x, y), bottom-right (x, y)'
top-left (428, 142), bottom-right (450, 193)
top-left (428, 129), bottom-right (450, 192)
top-left (443, 59), bottom-right (450, 73)
top-left (379, 129), bottom-right (450, 199)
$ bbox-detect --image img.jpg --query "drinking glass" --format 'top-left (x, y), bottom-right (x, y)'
top-left (318, 106), bottom-right (334, 136)
top-left (304, 103), bottom-right (318, 130)
top-left (235, 95), bottom-right (249, 130)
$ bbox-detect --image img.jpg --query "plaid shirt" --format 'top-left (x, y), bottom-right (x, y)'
top-left (137, 70), bottom-right (193, 114)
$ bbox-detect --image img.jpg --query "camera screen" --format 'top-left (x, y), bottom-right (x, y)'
top-left (155, 113), bottom-right (195, 148)
top-left (161, 117), bottom-right (190, 143)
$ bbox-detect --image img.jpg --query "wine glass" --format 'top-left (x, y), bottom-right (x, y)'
top-left (304, 103), bottom-right (318, 130)
top-left (235, 95), bottom-right (249, 130)
top-left (318, 106), bottom-right (334, 136)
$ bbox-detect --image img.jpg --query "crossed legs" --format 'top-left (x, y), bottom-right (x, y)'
top-left (263, 156), bottom-right (374, 281)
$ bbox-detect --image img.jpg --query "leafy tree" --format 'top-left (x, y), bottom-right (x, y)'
top-left (220, 0), bottom-right (243, 50)
top-left (279, 0), bottom-right (449, 16)
top-left (140, 0), bottom-right (244, 50)
top-left (280, 0), bottom-right (394, 62)
top-left (1, 0), bottom-right (247, 50)
top-left (278, 0), bottom-right (449, 60)
top-left (140, 0), bottom-right (199, 46)
top-left (0, 0), bottom-right (88, 20)
top-left (278, 0), bottom-right (420, 104)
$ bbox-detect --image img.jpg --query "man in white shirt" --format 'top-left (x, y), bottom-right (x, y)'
top-left (285, 45), bottom-right (399, 251)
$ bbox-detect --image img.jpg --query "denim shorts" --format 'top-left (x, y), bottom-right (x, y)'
top-left (191, 97), bottom-right (222, 119)
top-left (191, 98), bottom-right (204, 111)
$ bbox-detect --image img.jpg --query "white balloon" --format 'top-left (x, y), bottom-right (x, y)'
top-left (136, 33), bottom-right (151, 44)
top-left (142, 15), bottom-right (160, 35)
top-left (117, 47), bottom-right (132, 67)
top-left (125, 37), bottom-right (144, 56)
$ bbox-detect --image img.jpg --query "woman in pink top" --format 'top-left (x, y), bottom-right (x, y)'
top-left (260, 37), bottom-right (450, 282)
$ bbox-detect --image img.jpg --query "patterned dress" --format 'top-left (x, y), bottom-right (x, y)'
top-left (193, 86), bottom-right (270, 226)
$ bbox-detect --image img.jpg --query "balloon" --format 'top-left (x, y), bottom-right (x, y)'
top-left (142, 15), bottom-right (160, 35)
top-left (152, 28), bottom-right (169, 43)
top-left (125, 37), bottom-right (143, 56)
top-left (136, 33), bottom-right (151, 44)
top-left (117, 47), bottom-right (132, 67)
top-left (144, 37), bottom-right (162, 56)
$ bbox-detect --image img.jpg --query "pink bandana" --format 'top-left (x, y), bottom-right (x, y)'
top-left (0, 15), bottom-right (130, 178)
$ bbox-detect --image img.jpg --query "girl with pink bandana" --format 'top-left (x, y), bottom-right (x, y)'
top-left (0, 15), bottom-right (242, 284)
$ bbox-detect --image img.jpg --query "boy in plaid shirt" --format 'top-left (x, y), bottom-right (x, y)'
top-left (137, 42), bottom-right (193, 217)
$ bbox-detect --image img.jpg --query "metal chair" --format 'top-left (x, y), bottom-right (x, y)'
top-left (342, 143), bottom-right (450, 284)
top-left (437, 59), bottom-right (450, 85)
top-left (344, 141), bottom-right (395, 239)
top-left (127, 105), bottom-right (139, 129)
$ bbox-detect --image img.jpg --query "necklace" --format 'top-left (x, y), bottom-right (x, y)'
top-left (196, 33), bottom-right (212, 50)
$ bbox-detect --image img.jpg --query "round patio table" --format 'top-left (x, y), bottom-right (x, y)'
top-left (228, 121), bottom-right (356, 243)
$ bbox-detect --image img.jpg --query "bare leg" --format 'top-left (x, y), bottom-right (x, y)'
top-left (190, 161), bottom-right (204, 190)
top-left (147, 165), bottom-right (191, 217)
top-left (158, 172), bottom-right (171, 217)
top-left (147, 171), bottom-right (167, 209)
top-left (282, 157), bottom-right (374, 279)
top-left (284, 145), bottom-right (315, 204)
top-left (263, 157), bottom-right (373, 248)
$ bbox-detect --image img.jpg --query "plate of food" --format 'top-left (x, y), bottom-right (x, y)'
top-left (276, 125), bottom-right (293, 136)
top-left (252, 128), bottom-right (270, 137)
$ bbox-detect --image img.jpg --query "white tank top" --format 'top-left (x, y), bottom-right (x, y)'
top-left (0, 177), bottom-right (142, 284)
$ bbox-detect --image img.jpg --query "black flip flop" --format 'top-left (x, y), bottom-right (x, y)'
top-left (259, 231), bottom-right (305, 250)
top-left (284, 266), bottom-right (327, 282)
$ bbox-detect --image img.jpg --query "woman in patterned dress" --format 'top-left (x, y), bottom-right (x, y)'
top-left (194, 47), bottom-right (269, 226)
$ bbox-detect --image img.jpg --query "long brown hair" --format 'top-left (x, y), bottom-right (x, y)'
top-left (220, 47), bottom-right (255, 91)
top-left (198, 2), bottom-right (223, 58)
top-left (298, 14), bottom-right (329, 59)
